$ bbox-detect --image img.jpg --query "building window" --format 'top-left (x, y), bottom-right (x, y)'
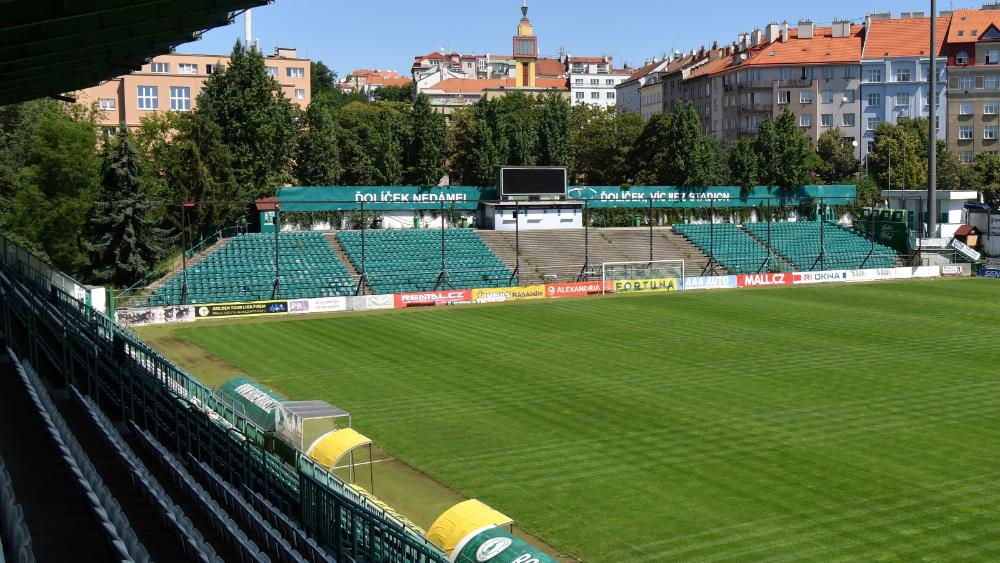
top-left (169, 86), bottom-right (190, 111)
top-left (895, 93), bottom-right (910, 107)
top-left (988, 76), bottom-right (1000, 90)
top-left (821, 113), bottom-right (833, 127)
top-left (842, 113), bottom-right (856, 127)
top-left (606, 79), bottom-right (614, 86)
top-left (956, 51), bottom-right (969, 65)
top-left (590, 91), bottom-right (599, 99)
top-left (590, 78), bottom-right (599, 85)
top-left (778, 90), bottom-right (790, 104)
top-left (266, 66), bottom-right (278, 77)
top-left (607, 91), bottom-right (615, 99)
top-left (959, 76), bottom-right (974, 90)
top-left (574, 78), bottom-right (583, 84)
top-left (780, 68), bottom-right (792, 80)
top-left (206, 64), bottom-right (225, 74)
top-left (99, 98), bottom-right (116, 111)
top-left (178, 63), bottom-right (198, 74)
top-left (988, 50), bottom-right (1000, 64)
top-left (295, 88), bottom-right (305, 100)
top-left (286, 67), bottom-right (305, 78)
top-left (960, 102), bottom-right (974, 115)
top-left (895, 68), bottom-right (911, 82)
top-left (986, 101), bottom-right (999, 115)
top-left (867, 92), bottom-right (881, 107)
top-left (150, 62), bottom-right (169, 73)
top-left (844, 66), bottom-right (857, 79)
top-left (867, 116), bottom-right (879, 130)
top-left (800, 90), bottom-right (813, 104)
top-left (799, 114), bottom-right (812, 127)
top-left (575, 92), bottom-right (584, 100)
top-left (597, 64), bottom-right (608, 74)
top-left (867, 140), bottom-right (875, 154)
top-left (821, 90), bottom-right (833, 104)
top-left (100, 126), bottom-right (117, 137)
top-left (822, 66), bottom-right (835, 80)
top-left (959, 125), bottom-right (973, 139)
top-left (572, 64), bottom-right (584, 73)
top-left (136, 85), bottom-right (158, 110)
top-left (986, 125), bottom-right (998, 140)
top-left (959, 151), bottom-right (974, 163)
top-left (843, 90), bottom-right (855, 103)
top-left (866, 68), bottom-right (882, 82)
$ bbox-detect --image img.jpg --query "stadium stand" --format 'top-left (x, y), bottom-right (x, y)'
top-left (744, 221), bottom-right (897, 271)
top-left (148, 232), bottom-right (356, 305)
top-left (478, 228), bottom-right (711, 282)
top-left (672, 223), bottom-right (775, 274)
top-left (337, 229), bottom-right (514, 294)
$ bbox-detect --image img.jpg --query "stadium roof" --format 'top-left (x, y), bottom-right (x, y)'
top-left (0, 0), bottom-right (271, 107)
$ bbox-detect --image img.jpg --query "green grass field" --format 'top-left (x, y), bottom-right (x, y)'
top-left (161, 279), bottom-right (1000, 562)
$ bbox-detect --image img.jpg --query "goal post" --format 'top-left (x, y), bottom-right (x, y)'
top-left (601, 260), bottom-right (685, 295)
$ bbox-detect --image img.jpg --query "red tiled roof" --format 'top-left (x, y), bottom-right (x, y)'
top-left (690, 55), bottom-right (736, 78)
top-left (863, 16), bottom-right (950, 58)
top-left (947, 9), bottom-right (1000, 43)
top-left (535, 57), bottom-right (567, 76)
top-left (742, 24), bottom-right (864, 66)
top-left (620, 59), bottom-right (662, 85)
top-left (568, 56), bottom-right (607, 64)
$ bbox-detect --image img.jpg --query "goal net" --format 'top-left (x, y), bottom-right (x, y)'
top-left (601, 260), bottom-right (685, 294)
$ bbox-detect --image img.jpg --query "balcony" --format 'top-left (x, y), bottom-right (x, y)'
top-left (737, 80), bottom-right (771, 90)
top-left (777, 79), bottom-right (813, 88)
top-left (739, 101), bottom-right (772, 112)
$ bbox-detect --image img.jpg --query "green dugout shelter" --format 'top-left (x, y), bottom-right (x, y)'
top-left (217, 377), bottom-right (283, 432)
top-left (452, 526), bottom-right (555, 563)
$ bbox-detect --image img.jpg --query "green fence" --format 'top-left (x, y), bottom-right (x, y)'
top-left (0, 232), bottom-right (448, 563)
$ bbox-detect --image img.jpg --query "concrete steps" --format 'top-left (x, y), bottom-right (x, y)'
top-left (323, 233), bottom-right (365, 293)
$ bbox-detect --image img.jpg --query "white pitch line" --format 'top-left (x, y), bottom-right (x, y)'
top-left (332, 457), bottom-right (396, 470)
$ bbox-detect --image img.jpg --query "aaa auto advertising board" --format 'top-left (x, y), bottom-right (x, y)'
top-left (683, 275), bottom-right (737, 290)
top-left (544, 280), bottom-right (605, 298)
top-left (394, 290), bottom-right (472, 308)
top-left (195, 300), bottom-right (289, 319)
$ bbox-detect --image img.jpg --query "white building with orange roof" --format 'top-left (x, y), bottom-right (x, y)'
top-left (615, 57), bottom-right (670, 115)
top-left (944, 6), bottom-right (1000, 163)
top-left (564, 54), bottom-right (631, 108)
top-left (860, 12), bottom-right (949, 162)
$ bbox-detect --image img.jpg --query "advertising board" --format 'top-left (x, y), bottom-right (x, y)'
top-left (194, 300), bottom-right (289, 319)
top-left (683, 276), bottom-right (737, 290)
top-left (289, 297), bottom-right (348, 315)
top-left (737, 272), bottom-right (793, 287)
top-left (363, 294), bottom-right (395, 310)
top-left (394, 290), bottom-right (472, 308)
top-left (610, 278), bottom-right (679, 293)
top-left (115, 305), bottom-right (196, 326)
top-left (544, 281), bottom-right (606, 298)
top-left (980, 267), bottom-right (1000, 279)
top-left (471, 285), bottom-right (546, 303)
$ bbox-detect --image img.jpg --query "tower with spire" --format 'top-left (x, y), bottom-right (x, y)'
top-left (513, 0), bottom-right (538, 88)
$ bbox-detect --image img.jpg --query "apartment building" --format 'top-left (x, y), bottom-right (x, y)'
top-left (860, 14), bottom-right (949, 162)
top-left (565, 55), bottom-right (631, 108)
top-left (616, 58), bottom-right (670, 114)
top-left (945, 7), bottom-right (1000, 162)
top-left (77, 48), bottom-right (310, 133)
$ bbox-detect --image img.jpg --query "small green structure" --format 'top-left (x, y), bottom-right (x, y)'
top-left (453, 527), bottom-right (555, 563)
top-left (216, 376), bottom-right (283, 432)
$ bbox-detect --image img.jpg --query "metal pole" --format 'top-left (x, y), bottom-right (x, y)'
top-left (514, 201), bottom-right (520, 274)
top-left (709, 199), bottom-right (716, 272)
top-left (273, 205), bottom-right (280, 299)
top-left (819, 199), bottom-right (826, 270)
top-left (360, 201), bottom-right (366, 274)
top-left (440, 200), bottom-right (446, 276)
top-left (928, 0), bottom-right (939, 238)
top-left (767, 198), bottom-right (772, 270)
top-left (648, 196), bottom-right (654, 262)
top-left (180, 204), bottom-right (188, 305)
top-left (583, 200), bottom-right (589, 273)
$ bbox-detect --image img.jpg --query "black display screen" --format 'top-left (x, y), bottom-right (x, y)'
top-left (500, 167), bottom-right (566, 196)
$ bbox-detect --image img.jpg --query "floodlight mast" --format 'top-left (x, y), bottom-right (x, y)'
top-left (928, 0), bottom-right (938, 238)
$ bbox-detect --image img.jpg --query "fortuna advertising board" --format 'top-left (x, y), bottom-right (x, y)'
top-left (544, 281), bottom-right (605, 298)
top-left (394, 290), bottom-right (472, 308)
top-left (683, 276), bottom-right (737, 290)
top-left (611, 278), bottom-right (679, 293)
top-left (195, 300), bottom-right (289, 319)
top-left (471, 285), bottom-right (547, 302)
top-left (737, 272), bottom-right (793, 287)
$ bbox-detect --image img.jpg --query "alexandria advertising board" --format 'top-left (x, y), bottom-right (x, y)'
top-left (545, 281), bottom-right (605, 298)
top-left (195, 300), bottom-right (289, 319)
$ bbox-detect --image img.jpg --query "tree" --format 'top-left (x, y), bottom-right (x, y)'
top-left (406, 94), bottom-right (446, 185)
top-left (165, 113), bottom-right (242, 237)
top-left (88, 128), bottom-right (172, 286)
top-left (4, 108), bottom-right (100, 275)
top-left (196, 41), bottom-right (299, 199)
top-left (752, 117), bottom-right (781, 186)
top-left (537, 94), bottom-right (573, 170)
top-left (446, 108), bottom-right (477, 184)
top-left (631, 112), bottom-right (671, 185)
top-left (975, 151), bottom-right (1000, 208)
top-left (772, 109), bottom-right (814, 188)
top-left (311, 60), bottom-right (338, 97)
top-left (727, 139), bottom-right (759, 191)
top-left (572, 107), bottom-right (643, 185)
top-left (867, 120), bottom-right (925, 190)
top-left (295, 101), bottom-right (340, 185)
top-left (660, 102), bottom-right (718, 186)
top-left (373, 83), bottom-right (414, 103)
top-left (816, 127), bottom-right (860, 183)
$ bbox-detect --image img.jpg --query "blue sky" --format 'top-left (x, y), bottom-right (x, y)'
top-left (179, 0), bottom-right (958, 76)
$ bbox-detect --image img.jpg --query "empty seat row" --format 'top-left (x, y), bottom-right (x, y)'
top-left (243, 487), bottom-right (335, 563)
top-left (129, 422), bottom-right (271, 563)
top-left (70, 386), bottom-right (222, 563)
top-left (744, 221), bottom-right (897, 271)
top-left (0, 454), bottom-right (33, 563)
top-left (673, 223), bottom-right (776, 274)
top-left (8, 350), bottom-right (149, 562)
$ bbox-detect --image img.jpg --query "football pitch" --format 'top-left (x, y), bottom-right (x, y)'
top-left (149, 279), bottom-right (1000, 561)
